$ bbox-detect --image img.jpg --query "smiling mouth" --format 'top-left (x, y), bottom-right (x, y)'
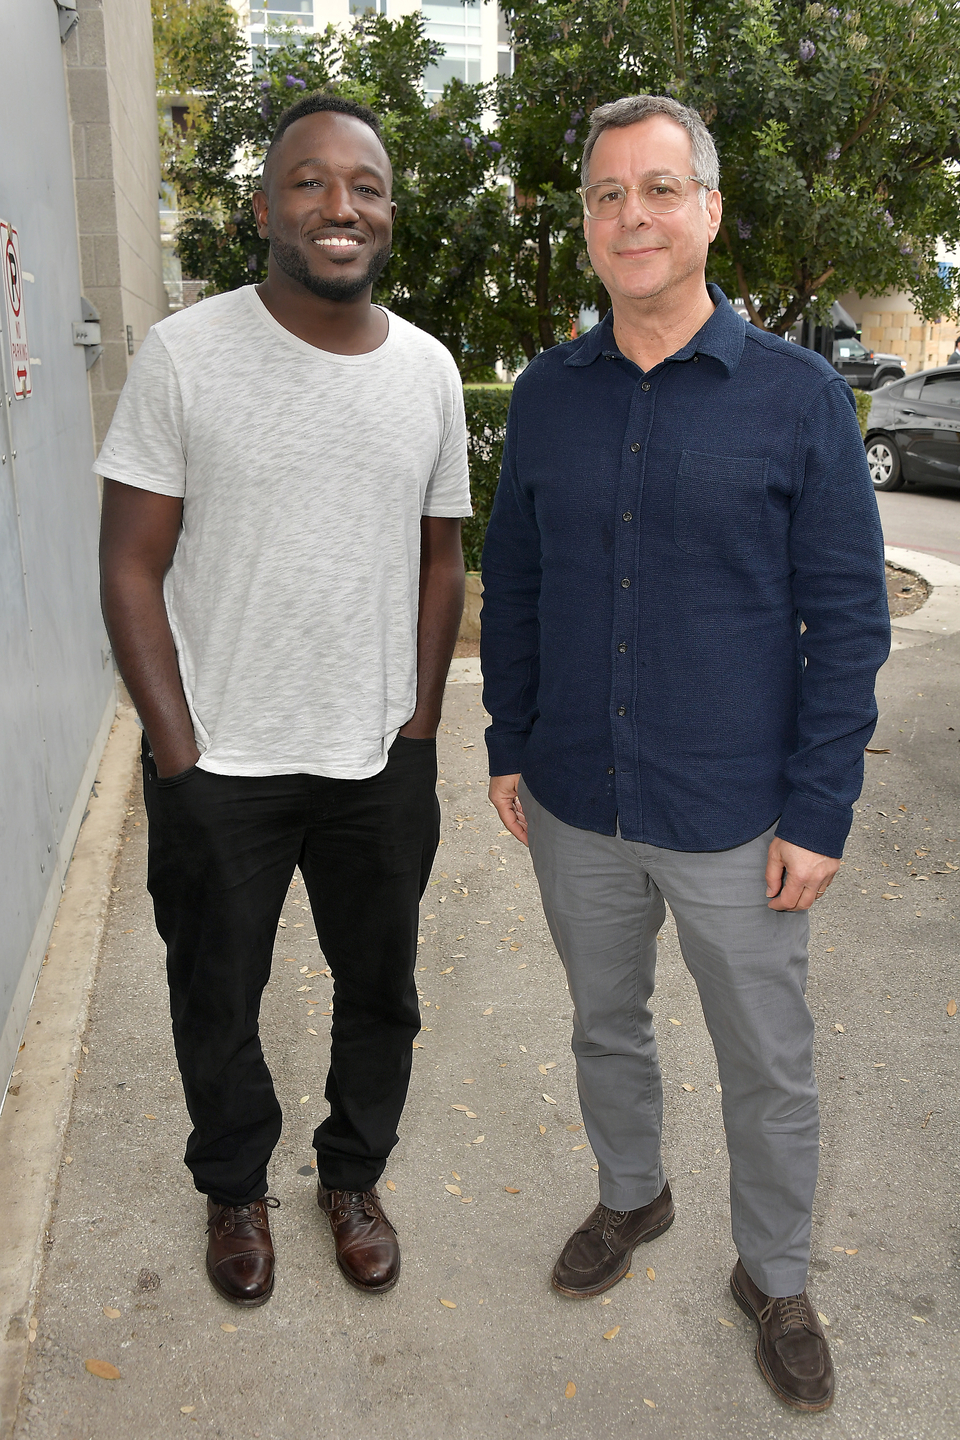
top-left (311, 234), bottom-right (365, 253)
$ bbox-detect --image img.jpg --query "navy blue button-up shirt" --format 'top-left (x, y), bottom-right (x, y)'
top-left (480, 286), bottom-right (890, 858)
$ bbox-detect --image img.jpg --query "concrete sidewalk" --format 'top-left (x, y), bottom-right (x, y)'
top-left (4, 564), bottom-right (960, 1439)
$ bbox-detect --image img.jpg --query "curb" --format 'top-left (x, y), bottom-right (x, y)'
top-left (885, 546), bottom-right (960, 652)
top-left (0, 700), bottom-right (141, 1439)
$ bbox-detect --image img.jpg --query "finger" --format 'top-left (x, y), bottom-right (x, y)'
top-left (764, 851), bottom-right (785, 898)
top-left (767, 873), bottom-right (807, 911)
top-left (491, 792), bottom-right (528, 846)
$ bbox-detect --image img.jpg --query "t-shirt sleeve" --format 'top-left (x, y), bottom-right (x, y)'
top-left (92, 326), bottom-right (187, 497)
top-left (421, 360), bottom-right (472, 517)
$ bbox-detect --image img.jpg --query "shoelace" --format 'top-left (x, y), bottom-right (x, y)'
top-left (208, 1196), bottom-right (279, 1234)
top-left (590, 1204), bottom-right (628, 1239)
top-left (758, 1294), bottom-right (810, 1331)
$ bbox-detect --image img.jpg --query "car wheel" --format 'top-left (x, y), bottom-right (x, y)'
top-left (865, 435), bottom-right (904, 491)
top-left (873, 369), bottom-right (904, 389)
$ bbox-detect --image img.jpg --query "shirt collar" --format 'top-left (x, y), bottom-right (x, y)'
top-left (564, 283), bottom-right (746, 376)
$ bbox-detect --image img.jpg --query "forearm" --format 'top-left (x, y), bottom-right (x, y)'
top-left (101, 568), bottom-right (198, 775)
top-left (400, 520), bottom-right (465, 738)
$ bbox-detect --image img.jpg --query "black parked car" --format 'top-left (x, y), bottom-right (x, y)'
top-left (864, 366), bottom-right (960, 491)
top-left (834, 335), bottom-right (905, 391)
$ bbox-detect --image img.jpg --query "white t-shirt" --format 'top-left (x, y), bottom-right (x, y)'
top-left (94, 285), bottom-right (471, 778)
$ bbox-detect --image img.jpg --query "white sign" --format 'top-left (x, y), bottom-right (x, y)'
top-left (1, 220), bottom-right (31, 399)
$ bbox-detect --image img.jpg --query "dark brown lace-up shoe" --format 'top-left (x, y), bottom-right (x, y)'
top-left (318, 1183), bottom-right (401, 1293)
top-left (730, 1259), bottom-right (835, 1412)
top-left (205, 1197), bottom-right (279, 1306)
top-left (552, 1181), bottom-right (674, 1297)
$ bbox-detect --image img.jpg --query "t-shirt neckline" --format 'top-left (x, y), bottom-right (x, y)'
top-left (244, 284), bottom-right (394, 364)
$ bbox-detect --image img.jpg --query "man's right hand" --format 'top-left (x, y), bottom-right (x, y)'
top-left (488, 773), bottom-right (528, 846)
top-left (152, 739), bottom-right (201, 779)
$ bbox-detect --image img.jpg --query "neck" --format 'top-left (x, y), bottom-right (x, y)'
top-left (610, 280), bottom-right (715, 372)
top-left (256, 261), bottom-right (387, 355)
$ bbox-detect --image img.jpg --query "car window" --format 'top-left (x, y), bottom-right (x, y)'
top-left (838, 340), bottom-right (868, 359)
top-left (901, 377), bottom-right (923, 400)
top-left (921, 373), bottom-right (960, 406)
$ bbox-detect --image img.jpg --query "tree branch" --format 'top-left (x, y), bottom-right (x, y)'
top-left (717, 222), bottom-right (766, 329)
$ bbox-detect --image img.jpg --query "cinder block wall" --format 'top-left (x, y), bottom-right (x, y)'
top-left (838, 290), bottom-right (959, 374)
top-left (63, 0), bottom-right (169, 448)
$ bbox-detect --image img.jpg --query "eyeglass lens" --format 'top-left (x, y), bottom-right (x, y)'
top-left (583, 177), bottom-right (688, 218)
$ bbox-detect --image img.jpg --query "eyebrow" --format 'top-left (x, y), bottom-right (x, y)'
top-left (288, 158), bottom-right (388, 183)
top-left (587, 170), bottom-right (689, 184)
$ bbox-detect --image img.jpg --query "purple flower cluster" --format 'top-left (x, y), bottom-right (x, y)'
top-left (564, 128), bottom-right (577, 144)
top-left (799, 38), bottom-right (816, 61)
top-left (736, 218), bottom-right (753, 240)
top-left (285, 75), bottom-right (306, 89)
top-left (827, 145), bottom-right (841, 161)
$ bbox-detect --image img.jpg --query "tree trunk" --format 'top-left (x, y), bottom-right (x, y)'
top-left (536, 210), bottom-right (556, 351)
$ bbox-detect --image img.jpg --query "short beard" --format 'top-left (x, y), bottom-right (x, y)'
top-left (269, 232), bottom-right (391, 302)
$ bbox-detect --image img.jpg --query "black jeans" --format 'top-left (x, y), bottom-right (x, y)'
top-left (141, 734), bottom-right (440, 1205)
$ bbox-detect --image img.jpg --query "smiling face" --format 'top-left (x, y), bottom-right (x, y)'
top-left (583, 115), bottom-right (721, 311)
top-left (253, 109), bottom-right (396, 303)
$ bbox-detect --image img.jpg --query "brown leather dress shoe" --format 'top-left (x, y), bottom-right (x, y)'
top-left (552, 1181), bottom-right (674, 1297)
top-left (318, 1183), bottom-right (401, 1293)
top-left (730, 1259), bottom-right (835, 1412)
top-left (205, 1197), bottom-right (278, 1307)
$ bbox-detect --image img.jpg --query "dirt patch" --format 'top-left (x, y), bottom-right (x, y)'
top-left (886, 563), bottom-right (930, 618)
top-left (454, 638), bottom-right (480, 658)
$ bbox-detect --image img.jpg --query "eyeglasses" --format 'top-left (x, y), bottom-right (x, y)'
top-left (577, 176), bottom-right (710, 220)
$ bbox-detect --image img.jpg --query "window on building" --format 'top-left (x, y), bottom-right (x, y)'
top-left (249, 0), bottom-right (314, 52)
top-left (423, 0), bottom-right (482, 100)
top-left (349, 0), bottom-right (387, 13)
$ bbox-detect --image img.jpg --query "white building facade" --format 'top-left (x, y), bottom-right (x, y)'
top-left (230, 0), bottom-right (510, 99)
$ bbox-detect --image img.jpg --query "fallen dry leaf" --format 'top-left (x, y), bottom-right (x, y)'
top-left (220, 1323), bottom-right (237, 1333)
top-left (412, 1042), bottom-right (425, 1049)
top-left (385, 1180), bottom-right (396, 1192)
top-left (180, 1405), bottom-right (196, 1414)
top-left (833, 1024), bottom-right (845, 1033)
top-left (143, 1114), bottom-right (156, 1120)
top-left (102, 1307), bottom-right (120, 1319)
top-left (505, 1186), bottom-right (520, 1194)
top-left (299, 1095), bottom-right (309, 1104)
top-left (465, 1110), bottom-right (477, 1118)
top-left (452, 1171), bottom-right (460, 1180)
top-left (681, 1083), bottom-right (695, 1092)
top-left (646, 1267), bottom-right (655, 1281)
top-left (564, 1382), bottom-right (577, 1399)
top-left (539, 1124), bottom-right (547, 1135)
top-left (542, 1094), bottom-right (557, 1104)
top-left (84, 1359), bottom-right (120, 1381)
top-left (947, 999), bottom-right (957, 1017)
top-left (473, 1135), bottom-right (485, 1143)
top-left (669, 1017), bottom-right (682, 1026)
top-left (307, 1028), bottom-right (318, 1036)
top-left (440, 966), bottom-right (454, 975)
top-left (818, 1312), bottom-right (831, 1327)
top-left (571, 1143), bottom-right (587, 1151)
top-left (538, 1064), bottom-right (548, 1075)
top-left (445, 1184), bottom-right (462, 1196)
top-left (912, 1315), bottom-right (929, 1324)
top-left (452, 1104), bottom-right (469, 1112)
top-left (439, 1298), bottom-right (457, 1309)
top-left (845, 1248), bottom-right (858, 1255)
top-left (643, 1398), bottom-right (656, 1409)
top-left (718, 1317), bottom-right (735, 1327)
top-left (482, 1007), bottom-right (493, 1015)
top-left (603, 1326), bottom-right (621, 1340)
top-left (460, 1196), bottom-right (473, 1204)
top-left (462, 1078), bottom-right (475, 1084)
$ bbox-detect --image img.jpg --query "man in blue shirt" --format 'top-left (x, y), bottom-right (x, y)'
top-left (481, 95), bottom-right (889, 1413)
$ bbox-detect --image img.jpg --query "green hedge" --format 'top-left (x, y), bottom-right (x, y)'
top-left (462, 384), bottom-right (512, 571)
top-left (854, 388), bottom-right (872, 438)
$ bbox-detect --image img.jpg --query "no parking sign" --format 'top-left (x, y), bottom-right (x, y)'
top-left (1, 220), bottom-right (31, 399)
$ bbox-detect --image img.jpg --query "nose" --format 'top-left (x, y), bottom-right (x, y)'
top-left (618, 186), bottom-right (651, 229)
top-left (317, 177), bottom-right (361, 224)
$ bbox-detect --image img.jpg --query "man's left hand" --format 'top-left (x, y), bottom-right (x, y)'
top-left (765, 837), bottom-right (840, 911)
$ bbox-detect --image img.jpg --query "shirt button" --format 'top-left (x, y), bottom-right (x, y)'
top-left (620, 577), bottom-right (630, 588)
top-left (630, 441), bottom-right (641, 453)
top-left (618, 642), bottom-right (627, 653)
top-left (641, 381), bottom-right (651, 391)
top-left (617, 706), bottom-right (626, 716)
top-left (692, 354), bottom-right (700, 363)
top-left (622, 511), bottom-right (632, 522)
top-left (607, 766), bottom-right (615, 775)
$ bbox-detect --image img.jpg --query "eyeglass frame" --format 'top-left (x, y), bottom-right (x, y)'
top-left (576, 175), bottom-right (711, 220)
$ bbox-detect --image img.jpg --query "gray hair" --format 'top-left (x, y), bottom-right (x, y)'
top-left (580, 95), bottom-right (720, 199)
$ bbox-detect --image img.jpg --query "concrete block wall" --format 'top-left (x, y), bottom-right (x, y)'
top-left (839, 290), bottom-right (960, 374)
top-left (63, 0), bottom-right (169, 448)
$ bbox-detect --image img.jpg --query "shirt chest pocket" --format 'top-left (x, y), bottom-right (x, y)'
top-left (674, 451), bottom-right (769, 559)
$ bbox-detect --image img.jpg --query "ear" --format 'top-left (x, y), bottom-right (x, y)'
top-left (706, 189), bottom-right (722, 244)
top-left (252, 189), bottom-right (269, 240)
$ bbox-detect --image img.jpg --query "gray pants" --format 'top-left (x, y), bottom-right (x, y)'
top-left (521, 781), bottom-right (818, 1297)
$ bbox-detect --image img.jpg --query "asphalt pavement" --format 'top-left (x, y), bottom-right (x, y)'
top-left (876, 483), bottom-right (960, 564)
top-left (8, 596), bottom-right (959, 1438)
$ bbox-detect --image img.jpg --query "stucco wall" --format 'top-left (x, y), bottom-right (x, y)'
top-left (63, 0), bottom-right (168, 447)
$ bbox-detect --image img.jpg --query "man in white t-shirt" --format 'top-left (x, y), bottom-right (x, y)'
top-left (98, 95), bottom-right (470, 1307)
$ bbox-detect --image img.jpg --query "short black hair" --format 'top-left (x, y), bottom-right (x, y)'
top-left (270, 93), bottom-right (383, 150)
top-left (262, 93), bottom-right (388, 189)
